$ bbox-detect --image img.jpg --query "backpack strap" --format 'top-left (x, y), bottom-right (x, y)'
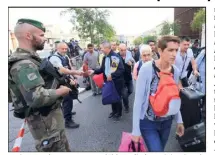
top-left (152, 61), bottom-right (174, 78)
top-left (137, 60), bottom-right (143, 75)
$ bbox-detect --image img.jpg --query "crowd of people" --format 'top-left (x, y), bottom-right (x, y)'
top-left (8, 18), bottom-right (206, 152)
top-left (80, 36), bottom-right (206, 152)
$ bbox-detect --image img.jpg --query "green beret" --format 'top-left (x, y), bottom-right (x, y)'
top-left (54, 41), bottom-right (60, 44)
top-left (16, 18), bottom-right (46, 32)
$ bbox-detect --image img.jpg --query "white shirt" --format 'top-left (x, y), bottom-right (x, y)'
top-left (175, 48), bottom-right (194, 79)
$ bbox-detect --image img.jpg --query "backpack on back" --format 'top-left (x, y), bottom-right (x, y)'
top-left (149, 62), bottom-right (181, 117)
top-left (8, 55), bottom-right (42, 119)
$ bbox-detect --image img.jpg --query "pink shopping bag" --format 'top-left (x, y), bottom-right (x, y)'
top-left (118, 132), bottom-right (147, 152)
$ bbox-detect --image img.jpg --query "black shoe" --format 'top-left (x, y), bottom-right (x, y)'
top-left (92, 93), bottom-right (97, 96)
top-left (65, 120), bottom-right (80, 129)
top-left (125, 108), bottom-right (129, 113)
top-left (113, 114), bottom-right (122, 121)
top-left (108, 112), bottom-right (116, 118)
top-left (85, 86), bottom-right (91, 91)
top-left (72, 112), bottom-right (76, 115)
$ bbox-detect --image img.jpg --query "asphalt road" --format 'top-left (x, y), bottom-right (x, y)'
top-left (8, 88), bottom-right (182, 152)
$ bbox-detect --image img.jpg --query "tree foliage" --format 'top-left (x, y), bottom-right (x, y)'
top-left (191, 8), bottom-right (205, 31)
top-left (61, 8), bottom-right (116, 45)
top-left (142, 35), bottom-right (157, 44)
top-left (133, 36), bottom-right (144, 46)
top-left (160, 21), bottom-right (180, 36)
top-left (133, 35), bottom-right (157, 46)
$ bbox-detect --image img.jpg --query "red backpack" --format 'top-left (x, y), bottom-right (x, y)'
top-left (149, 62), bottom-right (181, 117)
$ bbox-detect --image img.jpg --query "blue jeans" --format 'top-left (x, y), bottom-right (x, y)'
top-left (140, 118), bottom-right (173, 152)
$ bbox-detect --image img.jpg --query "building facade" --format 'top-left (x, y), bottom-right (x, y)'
top-left (174, 8), bottom-right (202, 39)
top-left (117, 35), bottom-right (138, 48)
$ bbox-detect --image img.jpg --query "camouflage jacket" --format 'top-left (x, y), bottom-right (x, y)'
top-left (9, 48), bottom-right (61, 111)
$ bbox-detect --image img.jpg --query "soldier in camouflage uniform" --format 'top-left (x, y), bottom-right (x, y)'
top-left (8, 19), bottom-right (71, 152)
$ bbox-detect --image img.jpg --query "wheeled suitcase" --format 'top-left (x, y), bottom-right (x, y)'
top-left (177, 122), bottom-right (206, 152)
top-left (180, 87), bottom-right (204, 129)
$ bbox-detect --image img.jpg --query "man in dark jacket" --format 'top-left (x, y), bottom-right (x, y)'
top-left (118, 44), bottom-right (134, 113)
top-left (89, 41), bottom-right (125, 121)
top-left (133, 46), bottom-right (140, 62)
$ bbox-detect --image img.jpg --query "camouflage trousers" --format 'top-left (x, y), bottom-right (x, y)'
top-left (26, 107), bottom-right (71, 152)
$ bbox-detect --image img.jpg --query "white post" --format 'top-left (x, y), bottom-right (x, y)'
top-left (201, 23), bottom-right (205, 47)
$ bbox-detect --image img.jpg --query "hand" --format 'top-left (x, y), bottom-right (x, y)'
top-left (77, 71), bottom-right (84, 76)
top-left (193, 69), bottom-right (200, 77)
top-left (74, 79), bottom-right (78, 85)
top-left (131, 135), bottom-right (141, 143)
top-left (70, 79), bottom-right (76, 85)
top-left (127, 61), bottom-right (132, 66)
top-left (176, 123), bottom-right (185, 137)
top-left (107, 75), bottom-right (112, 81)
top-left (88, 70), bottom-right (94, 76)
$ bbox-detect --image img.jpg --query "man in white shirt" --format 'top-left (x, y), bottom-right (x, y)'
top-left (49, 42), bottom-right (83, 128)
top-left (175, 36), bottom-right (199, 87)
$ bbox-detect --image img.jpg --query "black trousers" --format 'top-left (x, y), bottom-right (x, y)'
top-left (111, 79), bottom-right (124, 116)
top-left (122, 80), bottom-right (133, 109)
top-left (62, 92), bottom-right (74, 122)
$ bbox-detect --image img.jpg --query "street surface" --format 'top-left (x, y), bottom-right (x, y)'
top-left (8, 77), bottom-right (182, 152)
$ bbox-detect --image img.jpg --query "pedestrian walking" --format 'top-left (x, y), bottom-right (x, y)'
top-left (83, 43), bottom-right (101, 96)
top-left (132, 35), bottom-right (184, 152)
top-left (133, 44), bottom-right (153, 81)
top-left (89, 41), bottom-right (125, 121)
top-left (118, 43), bottom-right (135, 113)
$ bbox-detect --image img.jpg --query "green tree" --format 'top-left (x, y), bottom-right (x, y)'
top-left (61, 8), bottom-right (116, 45)
top-left (143, 35), bottom-right (157, 44)
top-left (160, 21), bottom-right (171, 35)
top-left (171, 20), bottom-right (180, 35)
top-left (160, 21), bottom-right (180, 35)
top-left (133, 36), bottom-right (144, 45)
top-left (191, 8), bottom-right (205, 31)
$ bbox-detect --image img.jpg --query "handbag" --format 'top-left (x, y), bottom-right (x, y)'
top-left (118, 132), bottom-right (147, 152)
top-left (93, 73), bottom-right (104, 88)
top-left (180, 86), bottom-right (204, 100)
top-left (102, 81), bottom-right (120, 105)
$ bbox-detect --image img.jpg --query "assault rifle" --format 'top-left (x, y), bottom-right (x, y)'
top-left (39, 57), bottom-right (82, 103)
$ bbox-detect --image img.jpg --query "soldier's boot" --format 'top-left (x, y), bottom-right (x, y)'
top-left (65, 120), bottom-right (80, 129)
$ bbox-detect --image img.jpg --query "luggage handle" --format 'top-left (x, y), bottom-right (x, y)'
top-left (189, 75), bottom-right (203, 90)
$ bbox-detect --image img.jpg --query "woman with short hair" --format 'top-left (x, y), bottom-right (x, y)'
top-left (133, 44), bottom-right (153, 80)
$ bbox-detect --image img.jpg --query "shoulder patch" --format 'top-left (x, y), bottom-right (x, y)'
top-left (10, 61), bottom-right (45, 92)
top-left (110, 56), bottom-right (120, 73)
top-left (27, 72), bottom-right (38, 81)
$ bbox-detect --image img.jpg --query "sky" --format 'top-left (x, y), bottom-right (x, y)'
top-left (9, 8), bottom-right (174, 36)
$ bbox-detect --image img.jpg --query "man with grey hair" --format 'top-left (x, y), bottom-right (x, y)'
top-left (89, 41), bottom-right (125, 121)
top-left (118, 43), bottom-right (135, 113)
top-left (49, 42), bottom-right (83, 129)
